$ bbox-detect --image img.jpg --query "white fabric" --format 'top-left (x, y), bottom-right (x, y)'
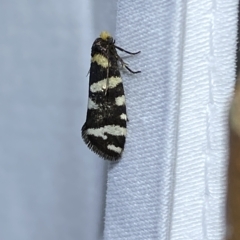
top-left (104, 0), bottom-right (238, 240)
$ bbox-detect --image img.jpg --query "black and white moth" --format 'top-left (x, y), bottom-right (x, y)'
top-left (82, 31), bottom-right (140, 161)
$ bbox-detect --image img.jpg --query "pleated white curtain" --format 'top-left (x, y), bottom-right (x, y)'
top-left (104, 1), bottom-right (238, 240)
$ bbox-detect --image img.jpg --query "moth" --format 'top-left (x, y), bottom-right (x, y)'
top-left (82, 31), bottom-right (140, 160)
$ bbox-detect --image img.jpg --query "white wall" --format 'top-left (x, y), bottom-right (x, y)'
top-left (0, 1), bottom-right (116, 239)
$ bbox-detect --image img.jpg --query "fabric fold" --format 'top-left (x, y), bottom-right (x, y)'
top-left (104, 0), bottom-right (238, 239)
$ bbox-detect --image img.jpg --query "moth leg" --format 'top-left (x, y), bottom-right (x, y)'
top-left (117, 56), bottom-right (141, 74)
top-left (115, 45), bottom-right (141, 55)
top-left (86, 68), bottom-right (90, 77)
top-left (125, 65), bottom-right (141, 74)
top-left (105, 49), bottom-right (110, 96)
top-left (105, 66), bottom-right (109, 96)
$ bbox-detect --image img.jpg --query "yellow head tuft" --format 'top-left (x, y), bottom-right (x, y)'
top-left (100, 31), bottom-right (112, 40)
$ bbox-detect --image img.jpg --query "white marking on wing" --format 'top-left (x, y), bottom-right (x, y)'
top-left (86, 125), bottom-right (126, 139)
top-left (91, 54), bottom-right (109, 68)
top-left (88, 98), bottom-right (99, 109)
top-left (120, 113), bottom-right (127, 120)
top-left (107, 144), bottom-right (122, 153)
top-left (90, 77), bottom-right (122, 93)
top-left (115, 95), bottom-right (126, 106)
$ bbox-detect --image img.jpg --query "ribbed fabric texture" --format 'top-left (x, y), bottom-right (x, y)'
top-left (104, 1), bottom-right (238, 240)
